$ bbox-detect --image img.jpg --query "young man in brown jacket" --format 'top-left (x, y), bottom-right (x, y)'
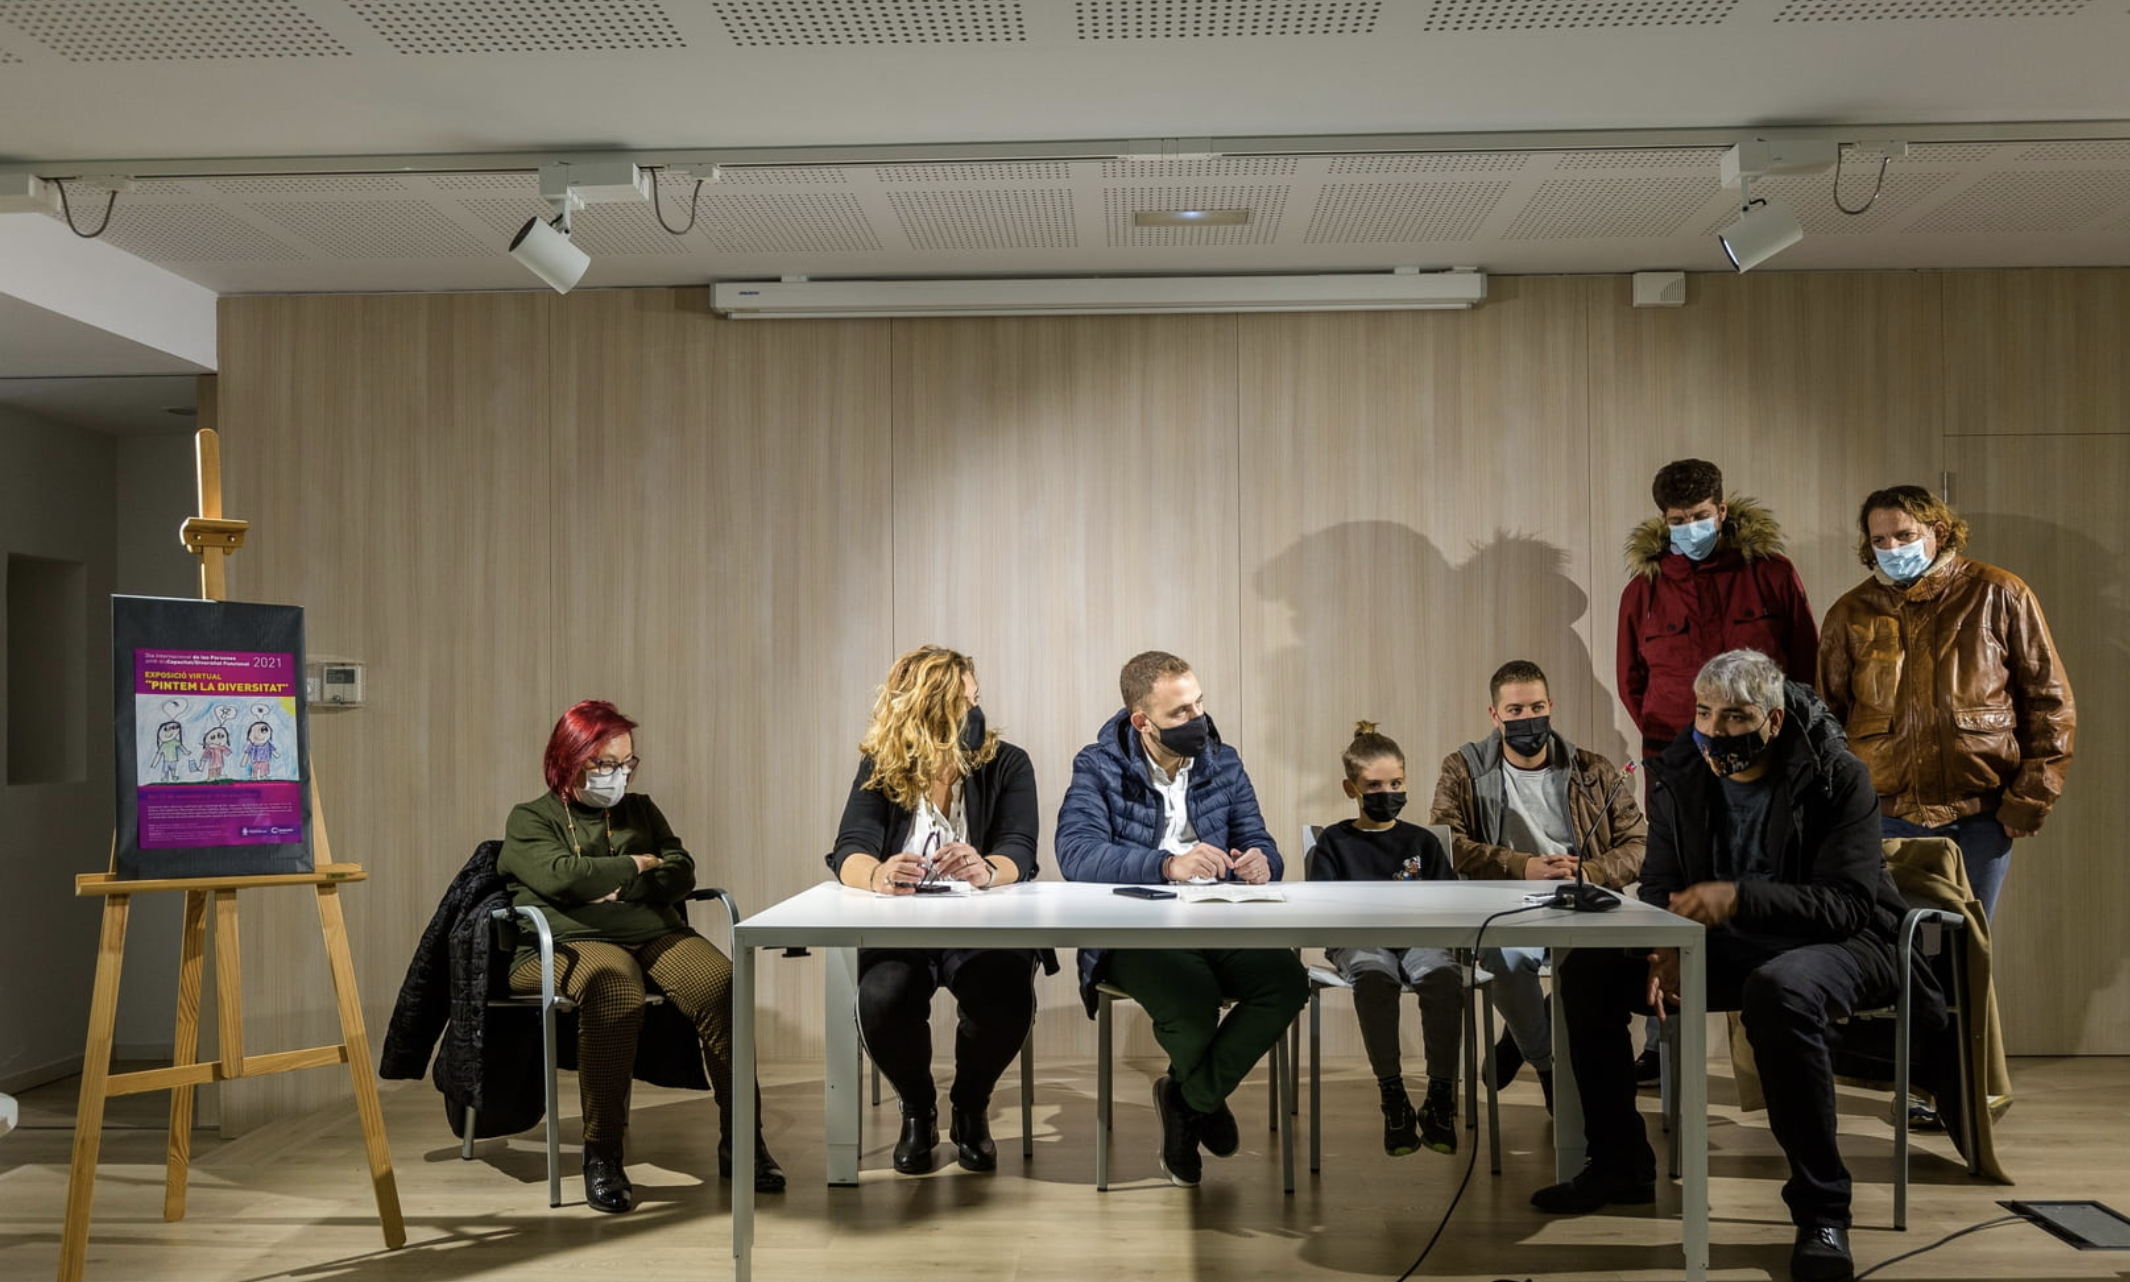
top-left (1818, 485), bottom-right (2075, 918)
top-left (1430, 660), bottom-right (1646, 1108)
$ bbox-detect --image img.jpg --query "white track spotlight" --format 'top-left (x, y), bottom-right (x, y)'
top-left (1718, 195), bottom-right (1804, 272)
top-left (508, 212), bottom-right (590, 293)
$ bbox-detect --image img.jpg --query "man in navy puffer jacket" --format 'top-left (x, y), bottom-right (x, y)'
top-left (1056, 650), bottom-right (1308, 1188)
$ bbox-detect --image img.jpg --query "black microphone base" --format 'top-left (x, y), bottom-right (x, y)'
top-left (1548, 882), bottom-right (1622, 912)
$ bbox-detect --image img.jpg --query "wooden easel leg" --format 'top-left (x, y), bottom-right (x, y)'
top-left (59, 894), bottom-right (131, 1282)
top-left (164, 890), bottom-right (209, 1221)
top-left (212, 890), bottom-right (244, 1074)
top-left (315, 885), bottom-right (405, 1249)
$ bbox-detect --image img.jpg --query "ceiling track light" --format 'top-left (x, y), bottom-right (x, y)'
top-left (1718, 176), bottom-right (1805, 273)
top-left (506, 161), bottom-right (651, 294)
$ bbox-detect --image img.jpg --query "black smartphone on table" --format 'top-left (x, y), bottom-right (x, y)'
top-left (1113, 886), bottom-right (1178, 900)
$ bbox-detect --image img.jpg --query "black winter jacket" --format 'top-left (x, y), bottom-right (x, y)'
top-left (380, 841), bottom-right (712, 1140)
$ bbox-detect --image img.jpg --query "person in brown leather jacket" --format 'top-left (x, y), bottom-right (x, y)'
top-left (1817, 485), bottom-right (2075, 917)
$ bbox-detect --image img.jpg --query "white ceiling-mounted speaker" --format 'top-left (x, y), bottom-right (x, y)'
top-left (508, 216), bottom-right (590, 294)
top-left (1632, 271), bottom-right (1687, 307)
top-left (710, 271), bottom-right (1488, 319)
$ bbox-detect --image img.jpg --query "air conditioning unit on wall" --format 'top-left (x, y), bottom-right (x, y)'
top-left (710, 271), bottom-right (1487, 319)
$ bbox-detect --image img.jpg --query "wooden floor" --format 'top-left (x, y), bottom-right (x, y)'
top-left (4, 1053), bottom-right (2125, 1282)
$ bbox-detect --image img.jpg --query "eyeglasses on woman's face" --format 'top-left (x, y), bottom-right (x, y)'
top-left (584, 754), bottom-right (639, 779)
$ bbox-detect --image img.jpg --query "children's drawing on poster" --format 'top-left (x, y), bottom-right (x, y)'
top-left (132, 649), bottom-right (303, 848)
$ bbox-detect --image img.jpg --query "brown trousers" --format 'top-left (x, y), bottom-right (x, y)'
top-left (510, 929), bottom-right (739, 1147)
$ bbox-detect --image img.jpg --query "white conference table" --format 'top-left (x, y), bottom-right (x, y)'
top-left (730, 880), bottom-right (1707, 1282)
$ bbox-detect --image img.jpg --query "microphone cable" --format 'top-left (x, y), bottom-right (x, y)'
top-left (1392, 899), bottom-right (1552, 1282)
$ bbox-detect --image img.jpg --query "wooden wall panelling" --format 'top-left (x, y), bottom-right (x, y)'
top-left (1941, 269), bottom-right (2130, 439)
top-left (888, 314), bottom-right (1243, 1061)
top-left (547, 290), bottom-right (895, 1065)
top-left (1948, 441), bottom-right (2130, 1054)
top-left (1235, 278), bottom-right (1598, 1061)
top-left (219, 293), bottom-right (558, 1130)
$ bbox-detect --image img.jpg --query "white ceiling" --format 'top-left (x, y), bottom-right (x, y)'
top-left (0, 372), bottom-right (199, 435)
top-left (0, 0), bottom-right (2127, 293)
top-left (0, 293), bottom-right (207, 377)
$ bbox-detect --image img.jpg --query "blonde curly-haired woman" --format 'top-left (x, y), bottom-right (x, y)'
top-left (828, 645), bottom-right (1045, 1175)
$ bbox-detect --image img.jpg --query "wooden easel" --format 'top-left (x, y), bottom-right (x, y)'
top-left (57, 428), bottom-right (405, 1282)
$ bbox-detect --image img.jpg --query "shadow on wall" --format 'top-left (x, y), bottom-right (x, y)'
top-left (1252, 521), bottom-right (1630, 830)
top-left (1959, 509), bottom-right (2129, 1049)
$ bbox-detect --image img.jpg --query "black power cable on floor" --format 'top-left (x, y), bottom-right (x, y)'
top-left (1852, 1214), bottom-right (2023, 1279)
top-left (1392, 900), bottom-right (1551, 1282)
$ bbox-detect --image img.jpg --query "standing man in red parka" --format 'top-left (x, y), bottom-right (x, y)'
top-left (1615, 458), bottom-right (1820, 1082)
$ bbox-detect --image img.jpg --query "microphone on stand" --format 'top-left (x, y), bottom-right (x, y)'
top-left (1547, 761), bottom-right (1636, 913)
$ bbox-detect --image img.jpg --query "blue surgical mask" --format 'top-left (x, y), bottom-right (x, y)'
top-left (1874, 540), bottom-right (1932, 585)
top-left (1670, 516), bottom-right (1720, 561)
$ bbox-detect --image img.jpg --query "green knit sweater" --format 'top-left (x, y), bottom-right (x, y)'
top-left (497, 790), bottom-right (697, 969)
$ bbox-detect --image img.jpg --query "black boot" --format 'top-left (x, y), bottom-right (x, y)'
top-left (1379, 1077), bottom-right (1419, 1156)
top-left (949, 1105), bottom-right (997, 1172)
top-left (720, 1134), bottom-right (788, 1193)
top-left (894, 1102), bottom-right (940, 1175)
top-left (582, 1140), bottom-right (633, 1213)
top-left (1492, 1028), bottom-right (1526, 1091)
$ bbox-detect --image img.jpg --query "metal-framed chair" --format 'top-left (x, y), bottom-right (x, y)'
top-left (1297, 823), bottom-right (1504, 1174)
top-left (461, 886), bottom-right (738, 1207)
top-left (1660, 905), bottom-right (1975, 1229)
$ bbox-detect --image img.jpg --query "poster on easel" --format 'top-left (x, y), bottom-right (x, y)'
top-left (112, 595), bottom-right (313, 880)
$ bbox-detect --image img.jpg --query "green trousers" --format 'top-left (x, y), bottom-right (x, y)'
top-left (1102, 948), bottom-right (1309, 1116)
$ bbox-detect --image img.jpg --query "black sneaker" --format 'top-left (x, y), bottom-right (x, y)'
top-left (1491, 1028), bottom-right (1526, 1091)
top-left (1791, 1225), bottom-right (1854, 1282)
top-left (1152, 1075), bottom-right (1202, 1187)
top-left (1418, 1078), bottom-right (1457, 1155)
top-left (1379, 1080), bottom-right (1419, 1156)
top-left (1633, 1047), bottom-right (1663, 1087)
top-left (1197, 1099), bottom-right (1240, 1159)
top-left (1530, 1161), bottom-right (1656, 1214)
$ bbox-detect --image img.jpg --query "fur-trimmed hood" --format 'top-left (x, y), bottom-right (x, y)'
top-left (1625, 493), bottom-right (1788, 580)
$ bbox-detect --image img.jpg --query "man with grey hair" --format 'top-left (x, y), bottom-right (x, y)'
top-left (1532, 649), bottom-right (1910, 1282)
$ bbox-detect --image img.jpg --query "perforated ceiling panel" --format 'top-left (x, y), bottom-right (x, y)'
top-left (1101, 157), bottom-right (1298, 178)
top-left (456, 196), bottom-right (549, 237)
top-left (714, 166), bottom-right (849, 185)
top-left (209, 175), bottom-right (411, 195)
top-left (1306, 181), bottom-right (1510, 243)
top-left (889, 189), bottom-right (1077, 250)
top-left (0, 1), bottom-right (350, 61)
top-left (570, 204), bottom-right (702, 256)
top-left (1907, 171), bottom-right (2130, 233)
top-left (1328, 154), bottom-right (1528, 173)
top-left (701, 192), bottom-right (882, 253)
top-left (1423, 0), bottom-right (1736, 31)
top-left (346, 1), bottom-right (687, 54)
top-left (1105, 185), bottom-right (1286, 245)
top-left (2017, 140), bottom-right (2130, 163)
top-left (1073, 0), bottom-right (1381, 37)
top-left (1773, 0), bottom-right (2086, 17)
top-left (428, 173), bottom-right (538, 192)
top-left (877, 162), bottom-right (1076, 182)
top-left (1503, 176), bottom-right (1720, 238)
top-left (0, 46), bottom-right (18, 62)
top-left (1908, 143), bottom-right (2003, 162)
top-left (248, 200), bottom-right (491, 258)
top-left (1558, 147), bottom-right (1727, 169)
top-left (709, 1), bottom-right (1027, 45)
top-left (1701, 171), bottom-right (1957, 234)
top-left (76, 206), bottom-right (306, 262)
top-left (130, 180), bottom-right (195, 196)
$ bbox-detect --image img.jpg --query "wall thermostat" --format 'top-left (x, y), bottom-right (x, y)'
top-left (306, 660), bottom-right (366, 708)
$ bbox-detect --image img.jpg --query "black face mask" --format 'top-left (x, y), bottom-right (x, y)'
top-left (1359, 791), bottom-right (1407, 823)
top-left (1693, 722), bottom-right (1773, 777)
top-left (1501, 715), bottom-right (1551, 759)
top-left (959, 705), bottom-right (986, 754)
top-left (1149, 713), bottom-right (1210, 759)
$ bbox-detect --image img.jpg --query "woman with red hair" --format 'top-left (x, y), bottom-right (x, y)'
top-left (499, 699), bottom-right (783, 1211)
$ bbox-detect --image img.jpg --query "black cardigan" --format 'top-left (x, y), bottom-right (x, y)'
top-left (827, 740), bottom-right (1042, 881)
